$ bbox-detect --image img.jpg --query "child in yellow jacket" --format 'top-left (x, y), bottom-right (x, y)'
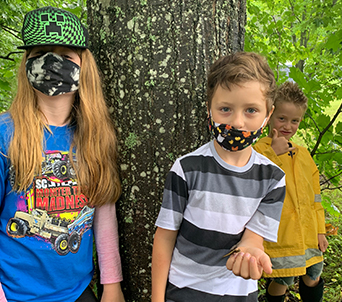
top-left (253, 81), bottom-right (328, 302)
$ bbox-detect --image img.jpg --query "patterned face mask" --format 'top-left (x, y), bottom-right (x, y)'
top-left (26, 52), bottom-right (80, 96)
top-left (208, 114), bottom-right (267, 152)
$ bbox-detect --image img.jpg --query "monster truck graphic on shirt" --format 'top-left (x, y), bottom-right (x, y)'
top-left (6, 205), bottom-right (94, 255)
top-left (7, 150), bottom-right (92, 255)
top-left (8, 151), bottom-right (76, 187)
top-left (41, 151), bottom-right (76, 181)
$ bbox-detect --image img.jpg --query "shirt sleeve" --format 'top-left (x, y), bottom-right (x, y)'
top-left (246, 169), bottom-right (286, 243)
top-left (0, 132), bottom-right (8, 206)
top-left (155, 159), bottom-right (188, 231)
top-left (310, 156), bottom-right (326, 234)
top-left (93, 203), bottom-right (123, 284)
top-left (0, 116), bottom-right (10, 301)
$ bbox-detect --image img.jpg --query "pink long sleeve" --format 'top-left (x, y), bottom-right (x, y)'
top-left (0, 283), bottom-right (7, 302)
top-left (94, 203), bottom-right (123, 284)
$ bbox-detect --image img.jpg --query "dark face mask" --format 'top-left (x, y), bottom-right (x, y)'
top-left (26, 52), bottom-right (80, 97)
top-left (208, 114), bottom-right (267, 152)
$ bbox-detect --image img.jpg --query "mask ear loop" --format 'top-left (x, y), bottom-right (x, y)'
top-left (260, 117), bottom-right (268, 129)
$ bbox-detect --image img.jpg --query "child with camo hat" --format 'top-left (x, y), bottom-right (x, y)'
top-left (0, 6), bottom-right (124, 302)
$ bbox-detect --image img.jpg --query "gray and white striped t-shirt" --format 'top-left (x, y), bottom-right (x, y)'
top-left (156, 140), bottom-right (286, 301)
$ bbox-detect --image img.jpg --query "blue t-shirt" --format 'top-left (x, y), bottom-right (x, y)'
top-left (0, 113), bottom-right (94, 302)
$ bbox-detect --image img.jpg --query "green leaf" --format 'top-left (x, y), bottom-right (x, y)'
top-left (325, 30), bottom-right (342, 51)
top-left (336, 121), bottom-right (342, 134)
top-left (322, 195), bottom-right (341, 217)
top-left (316, 114), bottom-right (331, 127)
top-left (288, 67), bottom-right (308, 89)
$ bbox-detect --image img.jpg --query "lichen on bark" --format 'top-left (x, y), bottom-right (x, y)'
top-left (87, 0), bottom-right (246, 300)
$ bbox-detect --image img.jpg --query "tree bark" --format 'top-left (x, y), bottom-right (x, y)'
top-left (87, 0), bottom-right (246, 300)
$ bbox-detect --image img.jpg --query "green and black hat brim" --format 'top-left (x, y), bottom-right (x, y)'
top-left (18, 43), bottom-right (88, 50)
top-left (18, 6), bottom-right (88, 50)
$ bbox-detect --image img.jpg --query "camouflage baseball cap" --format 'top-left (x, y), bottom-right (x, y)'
top-left (18, 6), bottom-right (88, 49)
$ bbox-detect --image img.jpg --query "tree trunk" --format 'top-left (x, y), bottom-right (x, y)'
top-left (87, 0), bottom-right (246, 300)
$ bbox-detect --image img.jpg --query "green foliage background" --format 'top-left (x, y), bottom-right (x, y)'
top-left (245, 0), bottom-right (342, 213)
top-left (246, 1), bottom-right (342, 300)
top-left (0, 0), bottom-right (341, 300)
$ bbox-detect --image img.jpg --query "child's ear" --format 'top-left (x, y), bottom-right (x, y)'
top-left (206, 102), bottom-right (210, 117)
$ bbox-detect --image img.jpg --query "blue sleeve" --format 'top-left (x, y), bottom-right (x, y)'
top-left (0, 152), bottom-right (6, 207)
top-left (0, 113), bottom-right (13, 207)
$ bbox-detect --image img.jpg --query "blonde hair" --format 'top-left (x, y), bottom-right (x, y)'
top-left (207, 52), bottom-right (276, 114)
top-left (8, 49), bottom-right (121, 206)
top-left (275, 81), bottom-right (308, 112)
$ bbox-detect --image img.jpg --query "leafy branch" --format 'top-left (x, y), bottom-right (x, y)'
top-left (321, 186), bottom-right (342, 191)
top-left (0, 52), bottom-right (23, 62)
top-left (288, 0), bottom-right (302, 23)
top-left (315, 150), bottom-right (341, 155)
top-left (0, 25), bottom-right (21, 40)
top-left (320, 171), bottom-right (342, 187)
top-left (309, 102), bottom-right (342, 157)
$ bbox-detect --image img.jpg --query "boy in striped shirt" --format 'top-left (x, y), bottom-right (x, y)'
top-left (152, 52), bottom-right (286, 302)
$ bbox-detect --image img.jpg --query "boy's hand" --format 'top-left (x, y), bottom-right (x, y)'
top-left (270, 129), bottom-right (296, 156)
top-left (226, 246), bottom-right (272, 280)
top-left (318, 234), bottom-right (329, 252)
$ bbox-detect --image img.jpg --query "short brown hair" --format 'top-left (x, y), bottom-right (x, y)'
top-left (207, 52), bottom-right (276, 113)
top-left (275, 81), bottom-right (308, 112)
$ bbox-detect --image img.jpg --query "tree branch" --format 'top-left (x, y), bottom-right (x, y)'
top-left (321, 185), bottom-right (342, 192)
top-left (271, 14), bottom-right (282, 81)
top-left (310, 101), bottom-right (342, 156)
top-left (288, 0), bottom-right (302, 23)
top-left (320, 170), bottom-right (342, 186)
top-left (315, 150), bottom-right (340, 155)
top-left (0, 51), bottom-right (23, 62)
top-left (304, 111), bottom-right (321, 132)
top-left (1, 25), bottom-right (21, 40)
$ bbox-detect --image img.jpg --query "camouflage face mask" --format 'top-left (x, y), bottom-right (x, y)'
top-left (26, 52), bottom-right (80, 96)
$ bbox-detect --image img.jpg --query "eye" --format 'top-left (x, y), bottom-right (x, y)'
top-left (278, 117), bottom-right (284, 121)
top-left (30, 50), bottom-right (46, 58)
top-left (59, 52), bottom-right (72, 59)
top-left (246, 108), bottom-right (256, 114)
top-left (292, 119), bottom-right (300, 124)
top-left (220, 107), bottom-right (231, 113)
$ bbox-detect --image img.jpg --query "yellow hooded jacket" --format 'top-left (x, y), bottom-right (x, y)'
top-left (253, 137), bottom-right (325, 278)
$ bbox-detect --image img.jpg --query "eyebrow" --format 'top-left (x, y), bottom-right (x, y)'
top-left (216, 100), bottom-right (263, 106)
